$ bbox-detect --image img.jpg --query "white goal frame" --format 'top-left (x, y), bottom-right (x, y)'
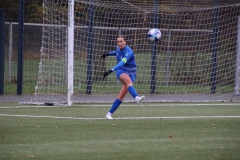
top-left (235, 16), bottom-right (240, 96)
top-left (29, 0), bottom-right (240, 105)
top-left (67, 0), bottom-right (74, 106)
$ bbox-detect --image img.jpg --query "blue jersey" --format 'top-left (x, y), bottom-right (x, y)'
top-left (109, 46), bottom-right (137, 72)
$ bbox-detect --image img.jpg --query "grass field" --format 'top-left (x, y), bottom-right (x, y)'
top-left (0, 102), bottom-right (240, 160)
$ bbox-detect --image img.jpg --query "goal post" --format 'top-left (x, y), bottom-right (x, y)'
top-left (235, 16), bottom-right (240, 96)
top-left (68, 0), bottom-right (74, 106)
top-left (31, 0), bottom-right (240, 105)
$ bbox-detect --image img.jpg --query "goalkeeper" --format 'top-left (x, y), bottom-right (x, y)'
top-left (101, 36), bottom-right (145, 120)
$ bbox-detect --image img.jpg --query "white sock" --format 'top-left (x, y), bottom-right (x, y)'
top-left (135, 96), bottom-right (139, 101)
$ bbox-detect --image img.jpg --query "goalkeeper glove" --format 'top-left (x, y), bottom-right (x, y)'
top-left (101, 53), bottom-right (109, 59)
top-left (103, 70), bottom-right (113, 78)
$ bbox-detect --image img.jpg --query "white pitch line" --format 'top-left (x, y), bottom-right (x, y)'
top-left (0, 114), bottom-right (239, 120)
top-left (0, 106), bottom-right (68, 109)
top-left (0, 103), bottom-right (240, 109)
top-left (0, 114), bottom-right (104, 120)
top-left (78, 103), bottom-right (240, 107)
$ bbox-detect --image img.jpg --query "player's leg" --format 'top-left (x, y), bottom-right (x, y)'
top-left (118, 83), bottom-right (128, 101)
top-left (119, 73), bottom-right (145, 105)
top-left (106, 71), bottom-right (145, 119)
top-left (105, 83), bottom-right (128, 120)
top-left (119, 73), bottom-right (137, 97)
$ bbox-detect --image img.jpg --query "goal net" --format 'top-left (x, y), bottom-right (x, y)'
top-left (32, 0), bottom-right (240, 105)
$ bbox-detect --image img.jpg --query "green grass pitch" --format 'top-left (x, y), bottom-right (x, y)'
top-left (0, 102), bottom-right (239, 160)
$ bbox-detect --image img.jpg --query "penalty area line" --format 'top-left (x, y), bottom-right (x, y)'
top-left (0, 114), bottom-right (240, 120)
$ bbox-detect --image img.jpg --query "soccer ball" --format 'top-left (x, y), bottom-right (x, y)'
top-left (148, 28), bottom-right (161, 41)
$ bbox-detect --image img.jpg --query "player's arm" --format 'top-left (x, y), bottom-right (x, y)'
top-left (111, 57), bottom-right (127, 71)
top-left (101, 51), bottom-right (116, 59)
top-left (103, 52), bottom-right (132, 78)
top-left (112, 51), bottom-right (133, 71)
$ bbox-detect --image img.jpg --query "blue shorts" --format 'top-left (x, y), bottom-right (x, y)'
top-left (116, 68), bottom-right (136, 83)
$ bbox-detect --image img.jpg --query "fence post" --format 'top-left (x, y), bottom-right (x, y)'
top-left (0, 9), bottom-right (5, 95)
top-left (150, 0), bottom-right (159, 94)
top-left (210, 0), bottom-right (219, 94)
top-left (86, 0), bottom-right (94, 94)
top-left (17, 0), bottom-right (24, 95)
top-left (8, 22), bottom-right (13, 83)
top-left (165, 29), bottom-right (171, 86)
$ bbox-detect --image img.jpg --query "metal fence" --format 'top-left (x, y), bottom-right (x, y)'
top-left (0, 0), bottom-right (42, 95)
